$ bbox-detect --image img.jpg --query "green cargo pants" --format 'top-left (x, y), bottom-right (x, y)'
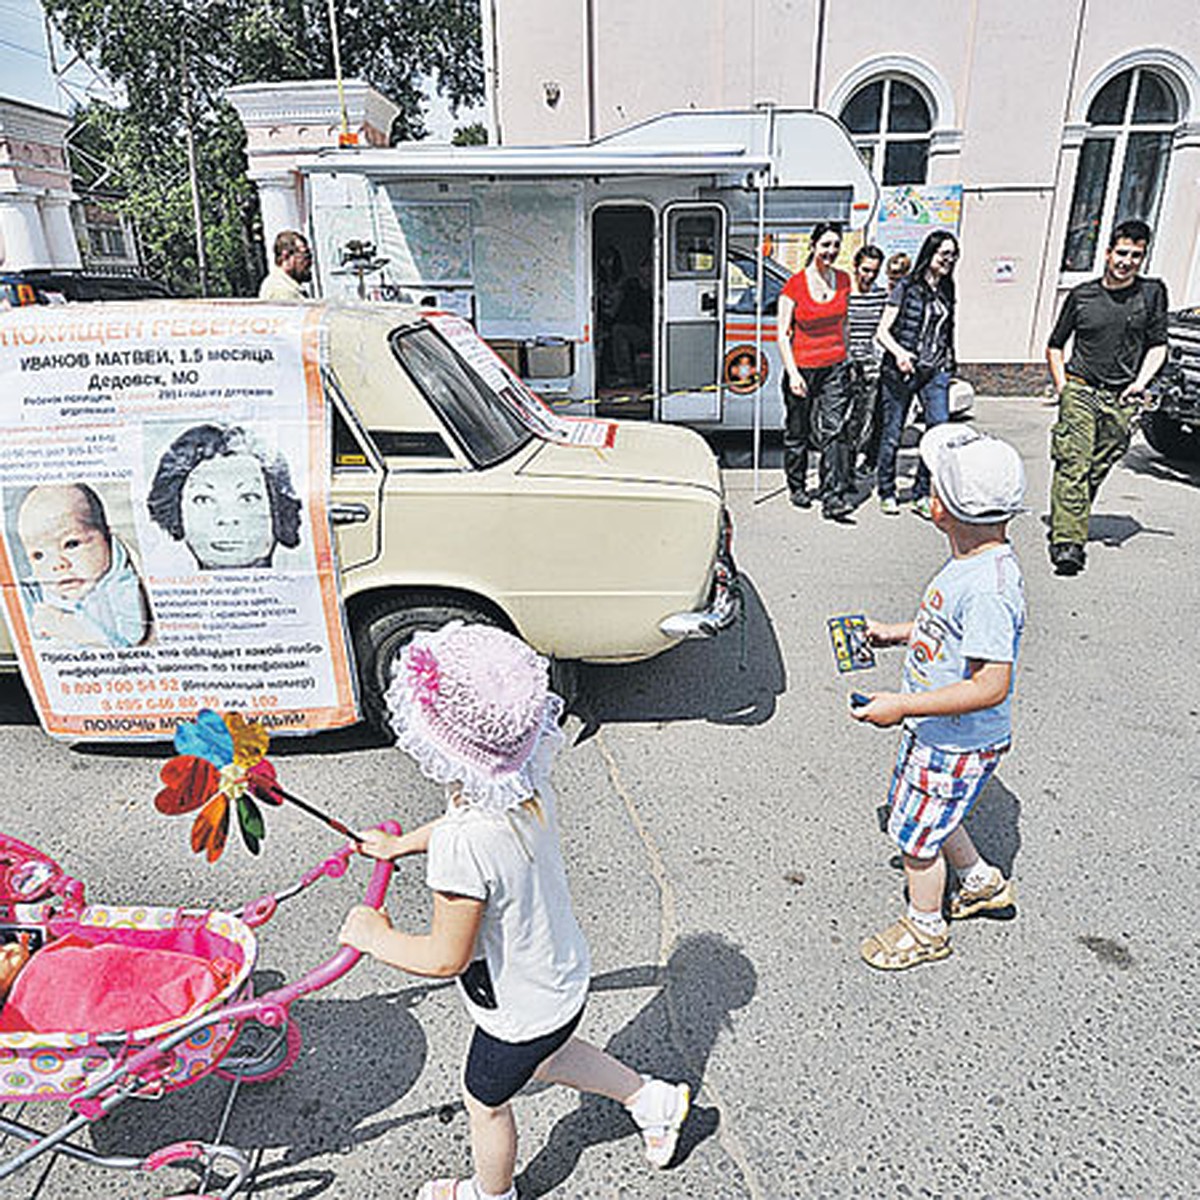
top-left (1049, 377), bottom-right (1136, 546)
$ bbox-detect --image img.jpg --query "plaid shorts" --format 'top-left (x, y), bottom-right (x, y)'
top-left (886, 730), bottom-right (1006, 860)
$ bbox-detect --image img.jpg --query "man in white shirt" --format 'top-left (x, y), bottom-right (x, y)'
top-left (257, 230), bottom-right (312, 300)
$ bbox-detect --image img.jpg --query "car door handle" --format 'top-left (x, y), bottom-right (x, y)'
top-left (330, 502), bottom-right (371, 525)
top-left (699, 291), bottom-right (716, 314)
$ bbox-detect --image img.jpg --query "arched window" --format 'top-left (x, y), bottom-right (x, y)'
top-left (839, 78), bottom-right (932, 185)
top-left (1061, 67), bottom-right (1180, 273)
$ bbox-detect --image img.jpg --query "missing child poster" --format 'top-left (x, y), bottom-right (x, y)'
top-left (0, 302), bottom-right (358, 739)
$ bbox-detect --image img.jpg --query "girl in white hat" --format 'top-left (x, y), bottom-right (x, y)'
top-left (339, 622), bottom-right (689, 1200)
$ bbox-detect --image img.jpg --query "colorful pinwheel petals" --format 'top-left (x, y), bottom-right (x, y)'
top-left (157, 710), bottom-right (274, 862)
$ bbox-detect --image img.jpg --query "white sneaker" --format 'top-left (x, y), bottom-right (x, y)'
top-left (628, 1077), bottom-right (690, 1168)
top-left (879, 496), bottom-right (900, 516)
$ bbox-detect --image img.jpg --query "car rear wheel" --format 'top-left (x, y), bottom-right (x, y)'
top-left (1141, 410), bottom-right (1200, 463)
top-left (353, 594), bottom-right (504, 735)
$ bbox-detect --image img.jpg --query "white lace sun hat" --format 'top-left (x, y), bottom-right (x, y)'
top-left (383, 622), bottom-right (564, 813)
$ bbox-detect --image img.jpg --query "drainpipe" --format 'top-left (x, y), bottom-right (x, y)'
top-left (812, 0), bottom-right (827, 108)
top-left (481, 0), bottom-right (501, 144)
top-left (585, 0), bottom-right (597, 140)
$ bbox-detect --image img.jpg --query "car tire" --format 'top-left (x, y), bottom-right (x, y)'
top-left (352, 594), bottom-right (506, 735)
top-left (1141, 410), bottom-right (1200, 463)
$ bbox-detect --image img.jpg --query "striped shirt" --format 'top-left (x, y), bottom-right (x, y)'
top-left (846, 285), bottom-right (887, 366)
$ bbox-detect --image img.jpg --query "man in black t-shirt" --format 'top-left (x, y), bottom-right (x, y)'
top-left (1045, 220), bottom-right (1169, 575)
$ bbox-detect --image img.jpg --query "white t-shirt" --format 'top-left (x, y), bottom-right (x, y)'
top-left (426, 776), bottom-right (591, 1043)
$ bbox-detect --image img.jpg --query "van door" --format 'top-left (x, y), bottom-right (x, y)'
top-left (657, 202), bottom-right (726, 424)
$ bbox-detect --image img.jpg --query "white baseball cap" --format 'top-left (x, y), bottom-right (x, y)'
top-left (918, 425), bottom-right (1027, 524)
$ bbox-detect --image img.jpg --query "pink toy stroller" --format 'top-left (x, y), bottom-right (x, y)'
top-left (0, 825), bottom-right (398, 1198)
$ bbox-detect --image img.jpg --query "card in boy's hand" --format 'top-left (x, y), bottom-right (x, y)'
top-left (827, 613), bottom-right (875, 674)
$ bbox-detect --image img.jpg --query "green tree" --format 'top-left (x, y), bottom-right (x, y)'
top-left (48, 0), bottom-right (483, 296)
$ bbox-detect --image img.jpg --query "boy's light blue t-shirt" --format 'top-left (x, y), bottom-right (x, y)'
top-left (902, 543), bottom-right (1026, 751)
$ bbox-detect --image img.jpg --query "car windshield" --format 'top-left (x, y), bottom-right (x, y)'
top-left (390, 326), bottom-right (534, 468)
top-left (726, 249), bottom-right (788, 315)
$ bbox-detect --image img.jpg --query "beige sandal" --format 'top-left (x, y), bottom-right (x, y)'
top-left (950, 870), bottom-right (1015, 919)
top-left (860, 916), bottom-right (951, 970)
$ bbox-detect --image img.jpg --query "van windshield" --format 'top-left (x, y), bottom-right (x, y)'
top-left (390, 326), bottom-right (534, 468)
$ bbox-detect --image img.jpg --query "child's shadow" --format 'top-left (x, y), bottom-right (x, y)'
top-left (963, 774), bottom-right (1022, 882)
top-left (517, 933), bottom-right (757, 1197)
top-left (90, 975), bottom-right (434, 1179)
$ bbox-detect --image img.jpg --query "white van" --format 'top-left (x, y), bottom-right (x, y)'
top-left (297, 107), bottom-right (877, 436)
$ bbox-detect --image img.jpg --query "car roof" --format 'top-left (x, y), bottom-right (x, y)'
top-left (0, 272), bottom-right (173, 301)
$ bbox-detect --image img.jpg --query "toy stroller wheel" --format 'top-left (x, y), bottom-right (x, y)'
top-left (213, 1018), bottom-right (301, 1083)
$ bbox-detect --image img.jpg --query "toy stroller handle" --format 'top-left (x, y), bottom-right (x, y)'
top-left (252, 820), bottom-right (400, 1013)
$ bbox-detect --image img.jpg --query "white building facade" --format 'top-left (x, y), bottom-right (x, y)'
top-left (481, 0), bottom-right (1200, 383)
top-left (0, 98), bottom-right (81, 273)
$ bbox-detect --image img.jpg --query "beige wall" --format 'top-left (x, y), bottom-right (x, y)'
top-left (489, 0), bottom-right (1200, 365)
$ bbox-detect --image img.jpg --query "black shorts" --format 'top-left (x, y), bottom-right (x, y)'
top-left (464, 1004), bottom-right (585, 1108)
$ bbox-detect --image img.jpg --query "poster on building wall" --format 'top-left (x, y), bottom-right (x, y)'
top-left (874, 184), bottom-right (963, 261)
top-left (0, 302), bottom-right (358, 740)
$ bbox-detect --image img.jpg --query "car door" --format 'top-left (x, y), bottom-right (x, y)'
top-left (324, 368), bottom-right (384, 570)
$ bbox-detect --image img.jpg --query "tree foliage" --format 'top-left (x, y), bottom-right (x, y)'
top-left (48, 1), bottom-right (483, 295)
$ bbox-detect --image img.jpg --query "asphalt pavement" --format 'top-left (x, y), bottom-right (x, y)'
top-left (2, 397), bottom-right (1197, 1199)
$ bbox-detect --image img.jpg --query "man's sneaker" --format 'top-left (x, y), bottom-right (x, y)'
top-left (879, 496), bottom-right (900, 516)
top-left (1049, 542), bottom-right (1085, 576)
top-left (912, 496), bottom-right (933, 520)
top-left (628, 1077), bottom-right (690, 1168)
top-left (950, 867), bottom-right (1015, 919)
top-left (789, 489), bottom-right (813, 509)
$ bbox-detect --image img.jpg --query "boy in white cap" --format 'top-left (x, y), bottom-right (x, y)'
top-left (851, 425), bottom-right (1027, 969)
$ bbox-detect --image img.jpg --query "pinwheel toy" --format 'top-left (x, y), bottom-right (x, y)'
top-left (155, 709), bottom-right (361, 862)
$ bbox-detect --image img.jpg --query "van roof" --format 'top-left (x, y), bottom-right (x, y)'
top-left (297, 107), bottom-right (877, 225)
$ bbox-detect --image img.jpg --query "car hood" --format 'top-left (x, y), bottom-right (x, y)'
top-left (515, 422), bottom-right (721, 494)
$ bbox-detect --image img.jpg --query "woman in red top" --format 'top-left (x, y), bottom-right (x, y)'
top-left (777, 222), bottom-right (855, 519)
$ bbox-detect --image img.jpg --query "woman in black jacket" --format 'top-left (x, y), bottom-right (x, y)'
top-left (874, 230), bottom-right (960, 517)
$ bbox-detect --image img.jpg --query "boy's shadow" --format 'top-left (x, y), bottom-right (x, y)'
top-left (517, 933), bottom-right (757, 1197)
top-left (961, 774), bottom-right (1022, 890)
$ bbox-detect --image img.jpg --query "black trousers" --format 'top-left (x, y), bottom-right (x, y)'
top-left (782, 362), bottom-right (853, 504)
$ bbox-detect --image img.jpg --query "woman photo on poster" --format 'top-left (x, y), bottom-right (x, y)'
top-left (147, 424), bottom-right (302, 571)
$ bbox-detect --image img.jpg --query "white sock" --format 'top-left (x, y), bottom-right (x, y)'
top-left (958, 859), bottom-right (996, 892)
top-left (471, 1180), bottom-right (516, 1200)
top-left (907, 904), bottom-right (947, 938)
top-left (627, 1076), bottom-right (677, 1128)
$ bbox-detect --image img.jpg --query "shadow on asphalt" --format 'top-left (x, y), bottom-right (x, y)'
top-left (1035, 508), bottom-right (1176, 551)
top-left (574, 576), bottom-right (785, 736)
top-left (518, 933), bottom-right (758, 1197)
top-left (0, 673), bottom-right (37, 727)
top-left (84, 939), bottom-right (758, 1198)
top-left (14, 578), bottom-right (783, 758)
top-left (964, 773), bottom-right (1023, 882)
top-left (1123, 440), bottom-right (1200, 490)
top-left (90, 976), bottom-right (440, 1194)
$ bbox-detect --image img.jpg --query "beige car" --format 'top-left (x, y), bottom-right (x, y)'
top-left (0, 302), bottom-right (739, 729)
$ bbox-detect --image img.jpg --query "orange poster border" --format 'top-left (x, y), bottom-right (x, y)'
top-left (0, 303), bottom-right (360, 740)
